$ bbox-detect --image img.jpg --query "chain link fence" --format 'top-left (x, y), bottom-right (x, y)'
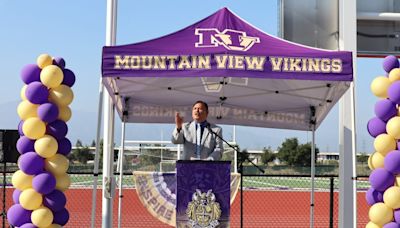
top-left (0, 154), bottom-right (372, 227)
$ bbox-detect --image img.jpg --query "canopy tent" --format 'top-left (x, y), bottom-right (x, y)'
top-left (98, 7), bottom-right (354, 227)
top-left (102, 7), bottom-right (353, 131)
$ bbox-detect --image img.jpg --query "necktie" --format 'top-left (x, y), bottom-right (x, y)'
top-left (196, 123), bottom-right (201, 159)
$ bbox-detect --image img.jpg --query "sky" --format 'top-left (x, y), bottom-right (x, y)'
top-left (0, 1), bottom-right (384, 153)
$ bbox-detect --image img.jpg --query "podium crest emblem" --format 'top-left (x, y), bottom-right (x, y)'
top-left (186, 189), bottom-right (221, 228)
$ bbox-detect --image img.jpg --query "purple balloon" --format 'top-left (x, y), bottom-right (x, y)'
top-left (20, 223), bottom-right (37, 228)
top-left (32, 172), bottom-right (56, 195)
top-left (385, 150), bottom-right (400, 174)
top-left (383, 55), bottom-right (399, 72)
top-left (7, 204), bottom-right (32, 227)
top-left (18, 152), bottom-right (45, 175)
top-left (20, 64), bottom-right (40, 84)
top-left (25, 82), bottom-right (49, 104)
top-left (12, 189), bottom-right (21, 204)
top-left (18, 120), bottom-right (24, 136)
top-left (367, 117), bottom-right (387, 138)
top-left (375, 99), bottom-right (397, 122)
top-left (365, 187), bottom-right (383, 205)
top-left (395, 209), bottom-right (400, 223)
top-left (384, 222), bottom-right (400, 228)
top-left (46, 120), bottom-right (68, 140)
top-left (57, 138), bottom-right (72, 156)
top-left (16, 136), bottom-right (35, 154)
top-left (62, 69), bottom-right (75, 87)
top-left (38, 103), bottom-right (59, 123)
top-left (44, 189), bottom-right (66, 212)
top-left (53, 208), bottom-right (69, 226)
top-left (53, 57), bottom-right (65, 69)
top-left (389, 81), bottom-right (400, 104)
top-left (369, 168), bottom-right (395, 191)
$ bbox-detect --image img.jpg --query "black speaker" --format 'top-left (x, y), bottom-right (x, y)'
top-left (0, 130), bottom-right (19, 163)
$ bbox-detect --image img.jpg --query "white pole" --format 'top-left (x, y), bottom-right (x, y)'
top-left (90, 77), bottom-right (104, 228)
top-left (233, 125), bottom-right (237, 173)
top-left (338, 0), bottom-right (357, 227)
top-left (310, 125), bottom-right (315, 228)
top-left (117, 121), bottom-right (126, 228)
top-left (103, 0), bottom-right (117, 227)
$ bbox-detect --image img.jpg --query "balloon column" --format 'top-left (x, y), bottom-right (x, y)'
top-left (8, 54), bottom-right (75, 227)
top-left (367, 55), bottom-right (400, 227)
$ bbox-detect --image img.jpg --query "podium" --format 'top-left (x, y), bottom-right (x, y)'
top-left (176, 160), bottom-right (231, 228)
top-left (132, 162), bottom-right (239, 227)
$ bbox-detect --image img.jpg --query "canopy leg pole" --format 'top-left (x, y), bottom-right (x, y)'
top-left (117, 121), bottom-right (126, 228)
top-left (339, 0), bottom-right (357, 227)
top-left (90, 79), bottom-right (104, 228)
top-left (103, 0), bottom-right (118, 227)
top-left (310, 124), bottom-right (315, 228)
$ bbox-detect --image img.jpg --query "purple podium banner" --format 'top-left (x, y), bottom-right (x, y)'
top-left (176, 160), bottom-right (231, 228)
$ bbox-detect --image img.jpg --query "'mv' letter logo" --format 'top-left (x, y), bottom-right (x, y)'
top-left (195, 28), bottom-right (260, 51)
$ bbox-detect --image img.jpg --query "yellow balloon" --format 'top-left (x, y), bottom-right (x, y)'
top-left (374, 134), bottom-right (396, 156)
top-left (384, 186), bottom-right (400, 209)
top-left (19, 188), bottom-right (42, 210)
top-left (37, 54), bottom-right (53, 69)
top-left (12, 170), bottom-right (33, 190)
top-left (45, 154), bottom-right (69, 175)
top-left (31, 206), bottom-right (54, 228)
top-left (371, 76), bottom-right (391, 98)
top-left (35, 135), bottom-right (58, 158)
top-left (58, 105), bottom-right (72, 122)
top-left (368, 152), bottom-right (385, 170)
top-left (22, 117), bottom-right (46, 140)
top-left (396, 175), bottom-right (400, 186)
top-left (17, 100), bottom-right (38, 120)
top-left (20, 85), bottom-right (27, 100)
top-left (49, 85), bottom-right (74, 106)
top-left (40, 65), bottom-right (63, 88)
top-left (365, 221), bottom-right (381, 228)
top-left (387, 116), bottom-right (400, 139)
top-left (55, 173), bottom-right (71, 191)
top-left (369, 202), bottom-right (393, 226)
top-left (389, 68), bottom-right (400, 82)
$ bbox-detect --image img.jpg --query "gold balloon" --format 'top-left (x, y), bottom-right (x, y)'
top-left (37, 54), bottom-right (53, 69)
top-left (370, 76), bottom-right (391, 98)
top-left (17, 100), bottom-right (38, 120)
top-left (365, 221), bottom-right (381, 228)
top-left (368, 152), bottom-right (385, 170)
top-left (45, 224), bottom-right (62, 228)
top-left (58, 105), bottom-right (72, 122)
top-left (374, 134), bottom-right (396, 156)
top-left (55, 173), bottom-right (71, 191)
top-left (35, 135), bottom-right (58, 158)
top-left (11, 170), bottom-right (33, 190)
top-left (40, 65), bottom-right (63, 88)
top-left (368, 202), bottom-right (393, 226)
top-left (389, 68), bottom-right (400, 82)
top-left (22, 117), bottom-right (46, 140)
top-left (19, 188), bottom-right (42, 210)
top-left (45, 154), bottom-right (69, 175)
top-left (31, 206), bottom-right (54, 228)
top-left (49, 85), bottom-right (74, 106)
top-left (384, 186), bottom-right (400, 209)
top-left (387, 116), bottom-right (400, 139)
top-left (20, 85), bottom-right (27, 100)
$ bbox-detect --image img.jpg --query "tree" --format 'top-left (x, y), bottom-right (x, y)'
top-left (71, 140), bottom-right (93, 164)
top-left (277, 138), bottom-right (319, 166)
top-left (261, 147), bottom-right (276, 164)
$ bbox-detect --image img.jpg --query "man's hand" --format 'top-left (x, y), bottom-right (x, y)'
top-left (175, 112), bottom-right (183, 130)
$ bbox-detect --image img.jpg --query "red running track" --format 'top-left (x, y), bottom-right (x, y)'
top-left (2, 189), bottom-right (369, 227)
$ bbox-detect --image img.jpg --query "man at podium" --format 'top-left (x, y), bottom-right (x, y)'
top-left (171, 100), bottom-right (224, 161)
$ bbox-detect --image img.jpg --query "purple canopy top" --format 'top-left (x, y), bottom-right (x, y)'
top-left (102, 8), bottom-right (352, 81)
